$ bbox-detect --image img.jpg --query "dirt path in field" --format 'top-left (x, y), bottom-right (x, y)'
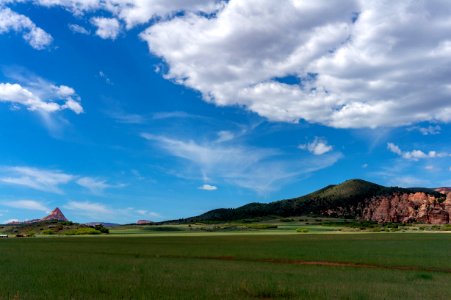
top-left (86, 250), bottom-right (451, 274)
top-left (184, 255), bottom-right (451, 274)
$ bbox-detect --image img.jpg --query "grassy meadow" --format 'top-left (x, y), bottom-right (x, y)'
top-left (108, 217), bottom-right (451, 236)
top-left (1, 233), bottom-right (451, 299)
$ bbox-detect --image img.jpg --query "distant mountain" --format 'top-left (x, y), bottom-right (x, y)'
top-left (136, 220), bottom-right (154, 225)
top-left (180, 179), bottom-right (451, 224)
top-left (85, 222), bottom-right (121, 227)
top-left (41, 208), bottom-right (68, 222)
top-left (7, 207), bottom-right (69, 225)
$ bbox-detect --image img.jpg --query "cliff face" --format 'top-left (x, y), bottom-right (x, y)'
top-left (359, 192), bottom-right (451, 224)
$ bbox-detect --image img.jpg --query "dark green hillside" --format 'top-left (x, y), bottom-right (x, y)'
top-left (182, 179), bottom-right (442, 222)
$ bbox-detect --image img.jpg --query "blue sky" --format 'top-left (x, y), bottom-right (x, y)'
top-left (0, 0), bottom-right (450, 223)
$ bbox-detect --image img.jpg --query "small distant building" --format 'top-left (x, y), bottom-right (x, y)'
top-left (137, 220), bottom-right (153, 225)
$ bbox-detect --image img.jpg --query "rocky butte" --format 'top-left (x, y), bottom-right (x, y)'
top-left (7, 207), bottom-right (69, 224)
top-left (41, 208), bottom-right (68, 222)
top-left (137, 220), bottom-right (153, 225)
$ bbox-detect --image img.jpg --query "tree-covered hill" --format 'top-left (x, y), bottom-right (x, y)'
top-left (178, 179), bottom-right (442, 222)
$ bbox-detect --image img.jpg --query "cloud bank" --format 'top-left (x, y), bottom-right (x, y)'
top-left (4, 0), bottom-right (451, 129)
top-left (140, 0), bottom-right (451, 128)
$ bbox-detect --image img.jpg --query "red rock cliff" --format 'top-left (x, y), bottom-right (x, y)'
top-left (359, 192), bottom-right (451, 224)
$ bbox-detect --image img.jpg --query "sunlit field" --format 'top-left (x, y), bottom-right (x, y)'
top-left (1, 233), bottom-right (451, 299)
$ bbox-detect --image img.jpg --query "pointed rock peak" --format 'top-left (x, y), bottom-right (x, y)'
top-left (41, 207), bottom-right (68, 222)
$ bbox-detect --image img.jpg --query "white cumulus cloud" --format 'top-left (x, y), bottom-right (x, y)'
top-left (387, 143), bottom-right (449, 161)
top-left (5, 1), bottom-right (451, 129)
top-left (199, 184), bottom-right (217, 191)
top-left (0, 72), bottom-right (83, 114)
top-left (91, 17), bottom-right (120, 39)
top-left (0, 7), bottom-right (53, 49)
top-left (299, 137), bottom-right (333, 155)
top-left (139, 0), bottom-right (451, 128)
top-left (17, 0), bottom-right (222, 28)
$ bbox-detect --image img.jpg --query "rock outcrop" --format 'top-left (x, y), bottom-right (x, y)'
top-left (436, 187), bottom-right (451, 194)
top-left (41, 208), bottom-right (68, 222)
top-left (137, 220), bottom-right (153, 225)
top-left (359, 192), bottom-right (451, 224)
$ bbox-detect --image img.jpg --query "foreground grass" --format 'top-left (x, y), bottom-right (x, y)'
top-left (1, 234), bottom-right (451, 299)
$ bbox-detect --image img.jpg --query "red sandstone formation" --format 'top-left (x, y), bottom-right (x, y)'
top-left (137, 220), bottom-right (153, 225)
top-left (41, 208), bottom-right (68, 222)
top-left (360, 192), bottom-right (451, 224)
top-left (436, 187), bottom-right (451, 194)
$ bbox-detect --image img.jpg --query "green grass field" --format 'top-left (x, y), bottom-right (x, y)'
top-left (1, 233), bottom-right (451, 299)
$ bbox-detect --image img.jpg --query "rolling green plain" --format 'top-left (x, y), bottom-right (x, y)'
top-left (2, 226), bottom-right (451, 299)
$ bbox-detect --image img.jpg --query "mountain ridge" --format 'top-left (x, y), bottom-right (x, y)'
top-left (176, 179), bottom-right (449, 224)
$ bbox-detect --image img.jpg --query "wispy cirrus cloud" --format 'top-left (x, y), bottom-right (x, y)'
top-left (152, 111), bottom-right (206, 121)
top-left (64, 201), bottom-right (112, 217)
top-left (108, 110), bottom-right (147, 124)
top-left (215, 131), bottom-right (235, 143)
top-left (0, 166), bottom-right (120, 195)
top-left (64, 201), bottom-right (161, 221)
top-left (141, 133), bottom-right (341, 194)
top-left (1, 199), bottom-right (50, 212)
top-left (371, 156), bottom-right (451, 188)
top-left (76, 177), bottom-right (124, 195)
top-left (0, 166), bottom-right (74, 194)
top-left (68, 23), bottom-right (90, 35)
top-left (136, 209), bottom-right (161, 219)
top-left (408, 125), bottom-right (441, 136)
